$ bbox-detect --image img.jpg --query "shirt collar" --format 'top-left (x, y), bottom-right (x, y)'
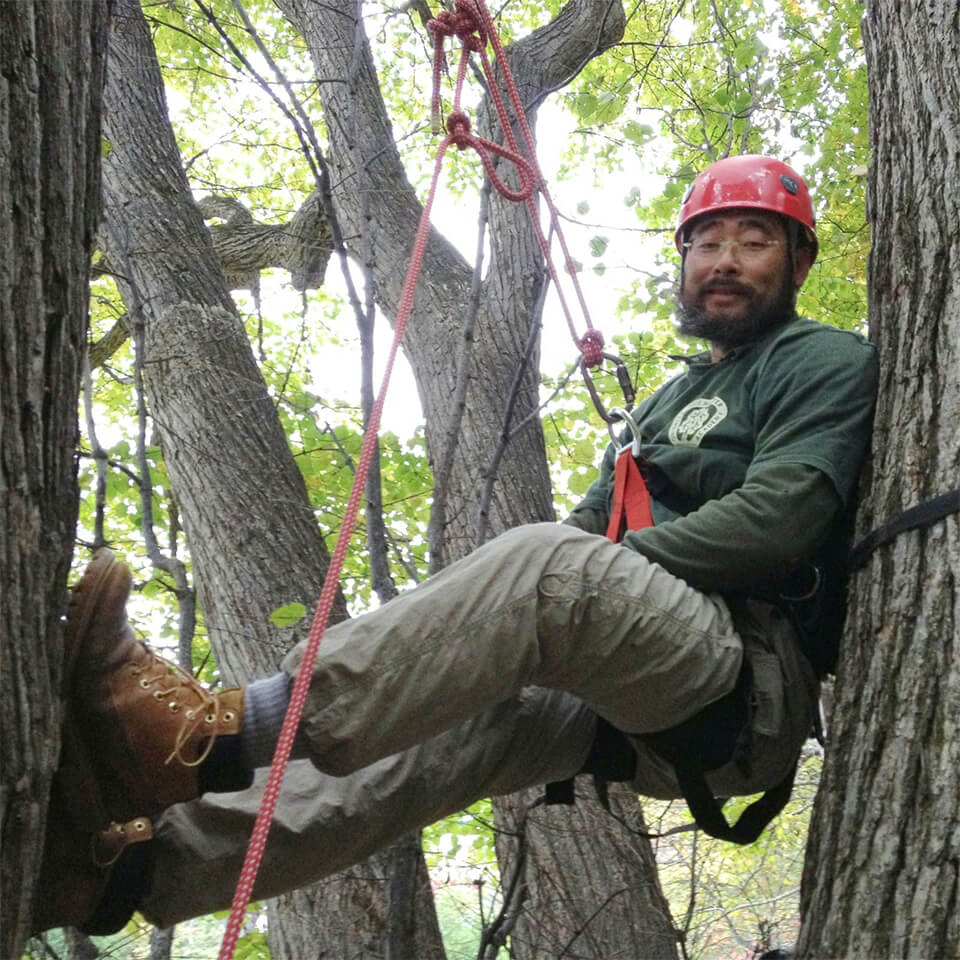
top-left (670, 314), bottom-right (801, 366)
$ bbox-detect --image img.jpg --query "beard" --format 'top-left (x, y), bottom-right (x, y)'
top-left (675, 262), bottom-right (798, 350)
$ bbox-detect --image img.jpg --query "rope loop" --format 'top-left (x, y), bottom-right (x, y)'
top-left (441, 115), bottom-right (536, 201)
top-left (471, 136), bottom-right (536, 200)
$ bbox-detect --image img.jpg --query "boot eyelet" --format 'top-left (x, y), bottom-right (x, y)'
top-left (169, 701), bottom-right (180, 712)
top-left (185, 709), bottom-right (196, 720)
top-left (139, 678), bottom-right (152, 689)
top-left (113, 823), bottom-right (125, 833)
top-left (222, 711), bottom-right (235, 722)
top-left (133, 819), bottom-right (147, 832)
top-left (205, 713), bottom-right (216, 723)
top-left (152, 690), bottom-right (165, 701)
top-left (130, 668), bottom-right (141, 677)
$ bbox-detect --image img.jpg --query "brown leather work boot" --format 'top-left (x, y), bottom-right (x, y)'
top-left (64, 548), bottom-right (246, 826)
top-left (30, 789), bottom-right (153, 937)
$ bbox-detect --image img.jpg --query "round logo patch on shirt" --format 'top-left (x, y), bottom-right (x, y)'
top-left (668, 396), bottom-right (728, 447)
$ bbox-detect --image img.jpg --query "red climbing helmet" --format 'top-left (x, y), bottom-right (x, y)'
top-left (675, 155), bottom-right (817, 258)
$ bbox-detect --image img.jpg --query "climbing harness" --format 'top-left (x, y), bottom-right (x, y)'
top-left (218, 3), bottom-right (615, 955)
top-left (603, 407), bottom-right (653, 541)
top-left (849, 488), bottom-right (960, 571)
top-left (596, 418), bottom-right (793, 845)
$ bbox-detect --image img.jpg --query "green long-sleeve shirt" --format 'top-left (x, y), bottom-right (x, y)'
top-left (565, 317), bottom-right (878, 595)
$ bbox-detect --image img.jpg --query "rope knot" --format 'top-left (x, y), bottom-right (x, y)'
top-left (428, 2), bottom-right (484, 46)
top-left (446, 110), bottom-right (472, 146)
top-left (452, 0), bottom-right (485, 42)
top-left (427, 10), bottom-right (456, 39)
top-left (579, 329), bottom-right (605, 367)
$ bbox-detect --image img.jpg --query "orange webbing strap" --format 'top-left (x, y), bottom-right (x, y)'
top-left (605, 450), bottom-right (653, 542)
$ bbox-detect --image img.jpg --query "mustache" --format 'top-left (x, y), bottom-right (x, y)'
top-left (698, 279), bottom-right (754, 296)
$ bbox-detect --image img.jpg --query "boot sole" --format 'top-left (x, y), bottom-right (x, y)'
top-left (59, 549), bottom-right (132, 831)
top-left (63, 549), bottom-right (131, 695)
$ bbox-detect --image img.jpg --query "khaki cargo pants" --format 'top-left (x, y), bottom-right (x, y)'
top-left (141, 523), bottom-right (818, 926)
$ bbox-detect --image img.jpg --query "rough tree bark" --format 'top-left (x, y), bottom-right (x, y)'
top-left (0, 2), bottom-right (110, 955)
top-left (797, 3), bottom-right (960, 957)
top-left (493, 784), bottom-right (678, 959)
top-left (100, 3), bottom-right (443, 957)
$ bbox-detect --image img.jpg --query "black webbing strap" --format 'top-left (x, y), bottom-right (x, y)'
top-left (849, 488), bottom-right (960, 572)
top-left (672, 760), bottom-right (797, 845)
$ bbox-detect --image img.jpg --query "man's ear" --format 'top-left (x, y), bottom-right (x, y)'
top-left (792, 246), bottom-right (815, 288)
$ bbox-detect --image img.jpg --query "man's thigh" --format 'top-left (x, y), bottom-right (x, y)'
top-left (516, 525), bottom-right (745, 734)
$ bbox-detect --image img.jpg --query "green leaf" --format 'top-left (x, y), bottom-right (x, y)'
top-left (623, 121), bottom-right (655, 145)
top-left (568, 470), bottom-right (593, 495)
top-left (589, 235), bottom-right (609, 257)
top-left (269, 601), bottom-right (307, 628)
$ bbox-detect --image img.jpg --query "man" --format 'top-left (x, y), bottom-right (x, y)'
top-left (33, 155), bottom-right (877, 935)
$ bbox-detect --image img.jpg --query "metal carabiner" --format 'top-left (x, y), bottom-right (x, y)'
top-left (607, 406), bottom-right (641, 457)
top-left (580, 352), bottom-right (637, 443)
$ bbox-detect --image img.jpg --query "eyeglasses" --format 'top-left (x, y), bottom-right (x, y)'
top-left (681, 237), bottom-right (783, 262)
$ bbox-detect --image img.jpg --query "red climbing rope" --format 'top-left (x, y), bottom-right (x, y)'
top-left (219, 4), bottom-right (605, 955)
top-left (429, 0), bottom-right (605, 366)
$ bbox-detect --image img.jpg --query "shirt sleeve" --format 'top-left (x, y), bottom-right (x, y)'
top-left (562, 505), bottom-right (609, 536)
top-left (749, 329), bottom-right (877, 505)
top-left (622, 461), bottom-right (842, 592)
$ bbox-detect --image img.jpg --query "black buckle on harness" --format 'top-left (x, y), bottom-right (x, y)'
top-left (542, 717), bottom-right (637, 809)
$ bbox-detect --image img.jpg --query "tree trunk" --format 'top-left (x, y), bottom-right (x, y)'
top-left (100, 3), bottom-right (443, 957)
top-left (493, 784), bottom-right (678, 959)
top-left (797, 4), bottom-right (960, 956)
top-left (275, 0), bottom-right (676, 954)
top-left (0, 2), bottom-right (110, 955)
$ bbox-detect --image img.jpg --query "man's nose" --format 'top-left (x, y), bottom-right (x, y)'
top-left (711, 241), bottom-right (743, 272)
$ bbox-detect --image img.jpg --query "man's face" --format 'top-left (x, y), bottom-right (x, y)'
top-left (676, 210), bottom-right (812, 351)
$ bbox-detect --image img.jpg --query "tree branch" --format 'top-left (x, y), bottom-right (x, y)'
top-left (123, 245), bottom-right (197, 672)
top-left (81, 356), bottom-right (108, 548)
top-left (197, 191), bottom-right (334, 293)
top-left (477, 808), bottom-right (530, 959)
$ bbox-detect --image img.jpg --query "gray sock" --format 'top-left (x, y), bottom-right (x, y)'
top-left (241, 672), bottom-right (292, 770)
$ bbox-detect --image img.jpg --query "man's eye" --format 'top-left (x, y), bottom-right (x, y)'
top-left (742, 240), bottom-right (769, 252)
top-left (696, 240), bottom-right (721, 252)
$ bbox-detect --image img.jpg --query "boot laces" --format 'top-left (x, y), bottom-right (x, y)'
top-left (128, 648), bottom-right (233, 768)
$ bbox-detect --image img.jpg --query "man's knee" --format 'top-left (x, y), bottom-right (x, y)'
top-left (491, 522), bottom-right (600, 569)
